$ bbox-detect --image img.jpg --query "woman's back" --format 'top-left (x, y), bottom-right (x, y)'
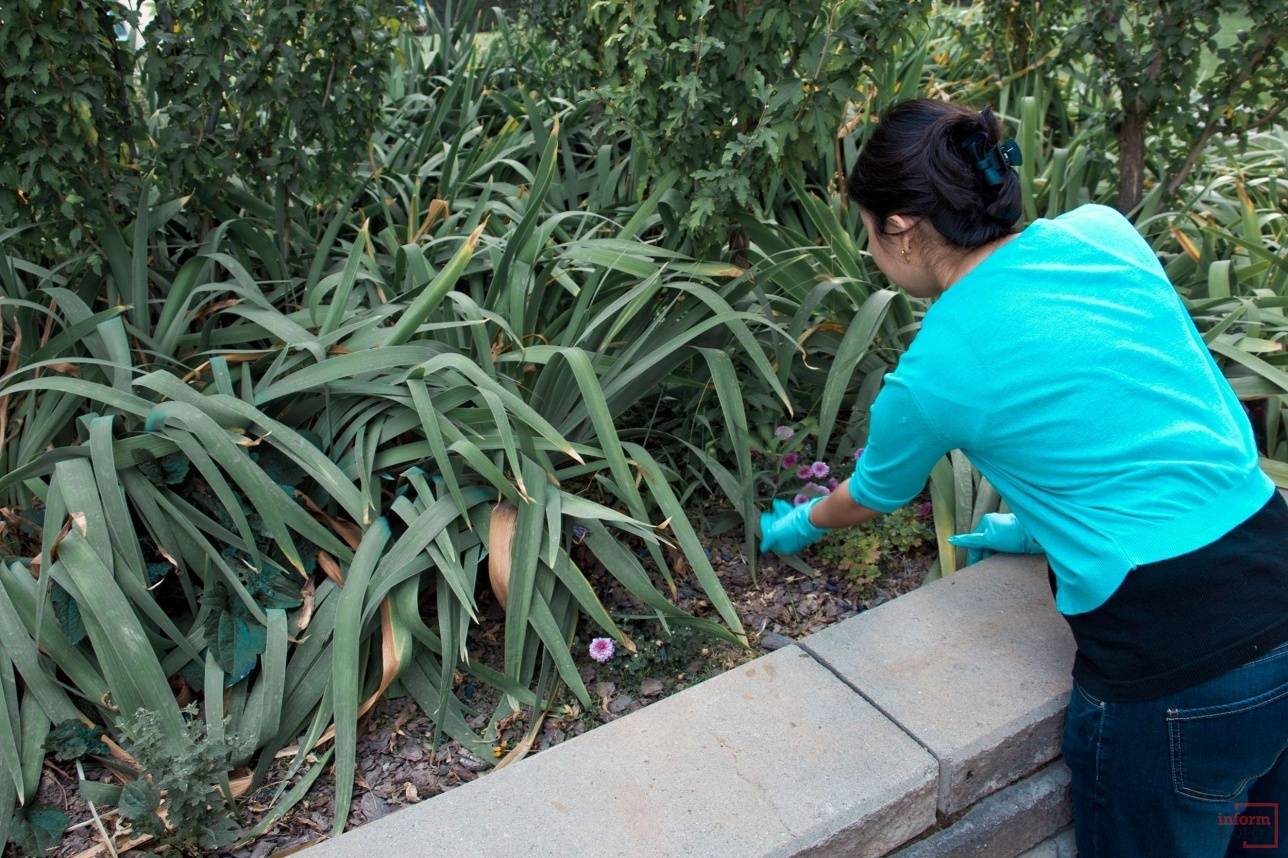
top-left (852, 203), bottom-right (1276, 615)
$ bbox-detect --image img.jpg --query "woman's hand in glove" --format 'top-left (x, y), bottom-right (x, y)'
top-left (947, 512), bottom-right (1043, 565)
top-left (758, 496), bottom-right (828, 556)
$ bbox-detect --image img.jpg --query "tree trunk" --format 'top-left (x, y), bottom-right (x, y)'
top-left (727, 227), bottom-right (750, 270)
top-left (1115, 107), bottom-right (1147, 215)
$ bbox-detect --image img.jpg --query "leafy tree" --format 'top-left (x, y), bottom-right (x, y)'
top-left (1068, 0), bottom-right (1288, 211)
top-left (0, 0), bottom-right (142, 243)
top-left (0, 0), bottom-right (407, 260)
top-left (520, 0), bottom-right (929, 251)
top-left (141, 1), bottom-right (404, 205)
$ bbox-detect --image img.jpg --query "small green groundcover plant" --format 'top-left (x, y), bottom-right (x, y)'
top-left (813, 505), bottom-right (933, 587)
top-left (112, 706), bottom-right (241, 852)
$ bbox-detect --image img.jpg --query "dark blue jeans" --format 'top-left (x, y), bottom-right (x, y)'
top-left (1064, 638), bottom-right (1288, 856)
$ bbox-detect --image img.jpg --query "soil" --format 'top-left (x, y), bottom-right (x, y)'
top-left (29, 509), bottom-right (936, 858)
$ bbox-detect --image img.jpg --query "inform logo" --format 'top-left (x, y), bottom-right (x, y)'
top-left (1218, 803), bottom-right (1279, 850)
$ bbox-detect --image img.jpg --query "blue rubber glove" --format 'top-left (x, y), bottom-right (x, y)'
top-left (759, 496), bottom-right (828, 556)
top-left (947, 512), bottom-right (1043, 565)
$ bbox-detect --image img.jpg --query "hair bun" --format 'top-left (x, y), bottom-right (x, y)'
top-left (847, 98), bottom-right (1026, 248)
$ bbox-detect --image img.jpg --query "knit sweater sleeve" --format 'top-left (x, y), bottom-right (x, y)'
top-left (847, 366), bottom-right (952, 514)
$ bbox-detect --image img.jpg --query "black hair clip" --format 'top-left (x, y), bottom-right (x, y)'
top-left (961, 131), bottom-right (1022, 189)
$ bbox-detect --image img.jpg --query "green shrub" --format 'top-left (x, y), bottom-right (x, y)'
top-left (0, 0), bottom-right (407, 261)
top-left (515, 0), bottom-right (928, 250)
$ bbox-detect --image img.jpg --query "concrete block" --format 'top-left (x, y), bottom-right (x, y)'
top-left (888, 761), bottom-right (1071, 858)
top-left (1015, 842), bottom-right (1058, 858)
top-left (303, 647), bottom-right (937, 858)
top-left (802, 555), bottom-right (1076, 814)
top-left (1018, 824), bottom-right (1076, 858)
top-left (1051, 825), bottom-right (1076, 857)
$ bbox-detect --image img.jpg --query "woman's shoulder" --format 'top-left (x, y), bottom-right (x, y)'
top-left (1045, 200), bottom-right (1138, 237)
top-left (1040, 203), bottom-right (1161, 273)
top-left (1055, 202), bottom-right (1128, 224)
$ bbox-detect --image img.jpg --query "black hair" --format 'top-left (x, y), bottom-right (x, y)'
top-left (846, 98), bottom-right (1022, 249)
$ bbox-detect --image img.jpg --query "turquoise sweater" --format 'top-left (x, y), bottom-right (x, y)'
top-left (847, 203), bottom-right (1276, 616)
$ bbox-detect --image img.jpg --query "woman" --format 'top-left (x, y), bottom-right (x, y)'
top-left (758, 99), bottom-right (1288, 857)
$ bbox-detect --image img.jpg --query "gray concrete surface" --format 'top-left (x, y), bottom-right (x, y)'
top-left (1017, 825), bottom-right (1076, 858)
top-left (802, 554), bottom-right (1076, 814)
top-left (888, 761), bottom-right (1072, 858)
top-left (303, 646), bottom-right (938, 858)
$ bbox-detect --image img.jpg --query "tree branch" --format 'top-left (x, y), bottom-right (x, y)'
top-left (1163, 33), bottom-right (1278, 198)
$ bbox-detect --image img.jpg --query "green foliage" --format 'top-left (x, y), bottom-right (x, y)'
top-left (954, 0), bottom-right (1074, 78)
top-left (7, 804), bottom-right (69, 857)
top-left (115, 705), bottom-right (239, 851)
top-left (1067, 0), bottom-right (1288, 210)
top-left (0, 0), bottom-right (140, 241)
top-left (814, 505), bottom-right (932, 585)
top-left (519, 0), bottom-right (928, 248)
top-left (958, 1), bottom-right (1288, 212)
top-left (202, 582), bottom-right (269, 687)
top-left (140, 0), bottom-right (405, 200)
top-left (0, 12), bottom-right (764, 841)
top-left (0, 0), bottom-right (408, 260)
top-left (45, 719), bottom-right (107, 762)
top-left (50, 582), bottom-right (87, 645)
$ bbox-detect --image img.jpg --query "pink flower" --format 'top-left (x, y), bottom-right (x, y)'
top-left (854, 447), bottom-right (865, 461)
top-left (805, 482), bottom-right (828, 496)
top-left (796, 465), bottom-right (813, 480)
top-left (916, 501), bottom-right (933, 517)
top-left (793, 493), bottom-right (810, 505)
top-left (781, 452), bottom-right (799, 469)
top-left (826, 477), bottom-right (839, 491)
top-left (774, 425), bottom-right (795, 441)
top-left (810, 461), bottom-right (829, 478)
top-left (589, 637), bottom-right (615, 663)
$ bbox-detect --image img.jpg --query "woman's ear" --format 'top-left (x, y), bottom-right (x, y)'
top-left (885, 214), bottom-right (919, 235)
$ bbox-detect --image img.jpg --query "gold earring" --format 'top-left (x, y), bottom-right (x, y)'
top-left (901, 246), bottom-right (911, 263)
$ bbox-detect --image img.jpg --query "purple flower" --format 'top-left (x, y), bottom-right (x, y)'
top-left (774, 425), bottom-right (795, 441)
top-left (804, 482), bottom-right (829, 496)
top-left (826, 477), bottom-right (839, 491)
top-left (810, 461), bottom-right (829, 478)
top-left (781, 452), bottom-right (799, 470)
top-left (854, 446), bottom-right (865, 461)
top-left (916, 501), bottom-right (933, 518)
top-left (571, 524), bottom-right (589, 542)
top-left (589, 637), bottom-right (615, 663)
top-left (793, 493), bottom-right (810, 506)
top-left (796, 465), bottom-right (814, 480)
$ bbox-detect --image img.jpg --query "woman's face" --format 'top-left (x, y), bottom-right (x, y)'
top-left (858, 207), bottom-right (939, 299)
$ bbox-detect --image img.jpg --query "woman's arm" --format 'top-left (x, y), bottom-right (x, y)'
top-left (760, 364), bottom-right (953, 555)
top-left (808, 482), bottom-right (883, 529)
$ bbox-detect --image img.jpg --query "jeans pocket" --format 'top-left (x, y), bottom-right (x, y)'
top-left (1166, 672), bottom-right (1288, 802)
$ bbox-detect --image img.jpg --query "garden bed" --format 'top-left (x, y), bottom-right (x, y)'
top-left (35, 503), bottom-right (936, 857)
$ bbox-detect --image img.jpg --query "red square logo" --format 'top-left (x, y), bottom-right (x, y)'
top-left (1218, 802), bottom-right (1279, 850)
